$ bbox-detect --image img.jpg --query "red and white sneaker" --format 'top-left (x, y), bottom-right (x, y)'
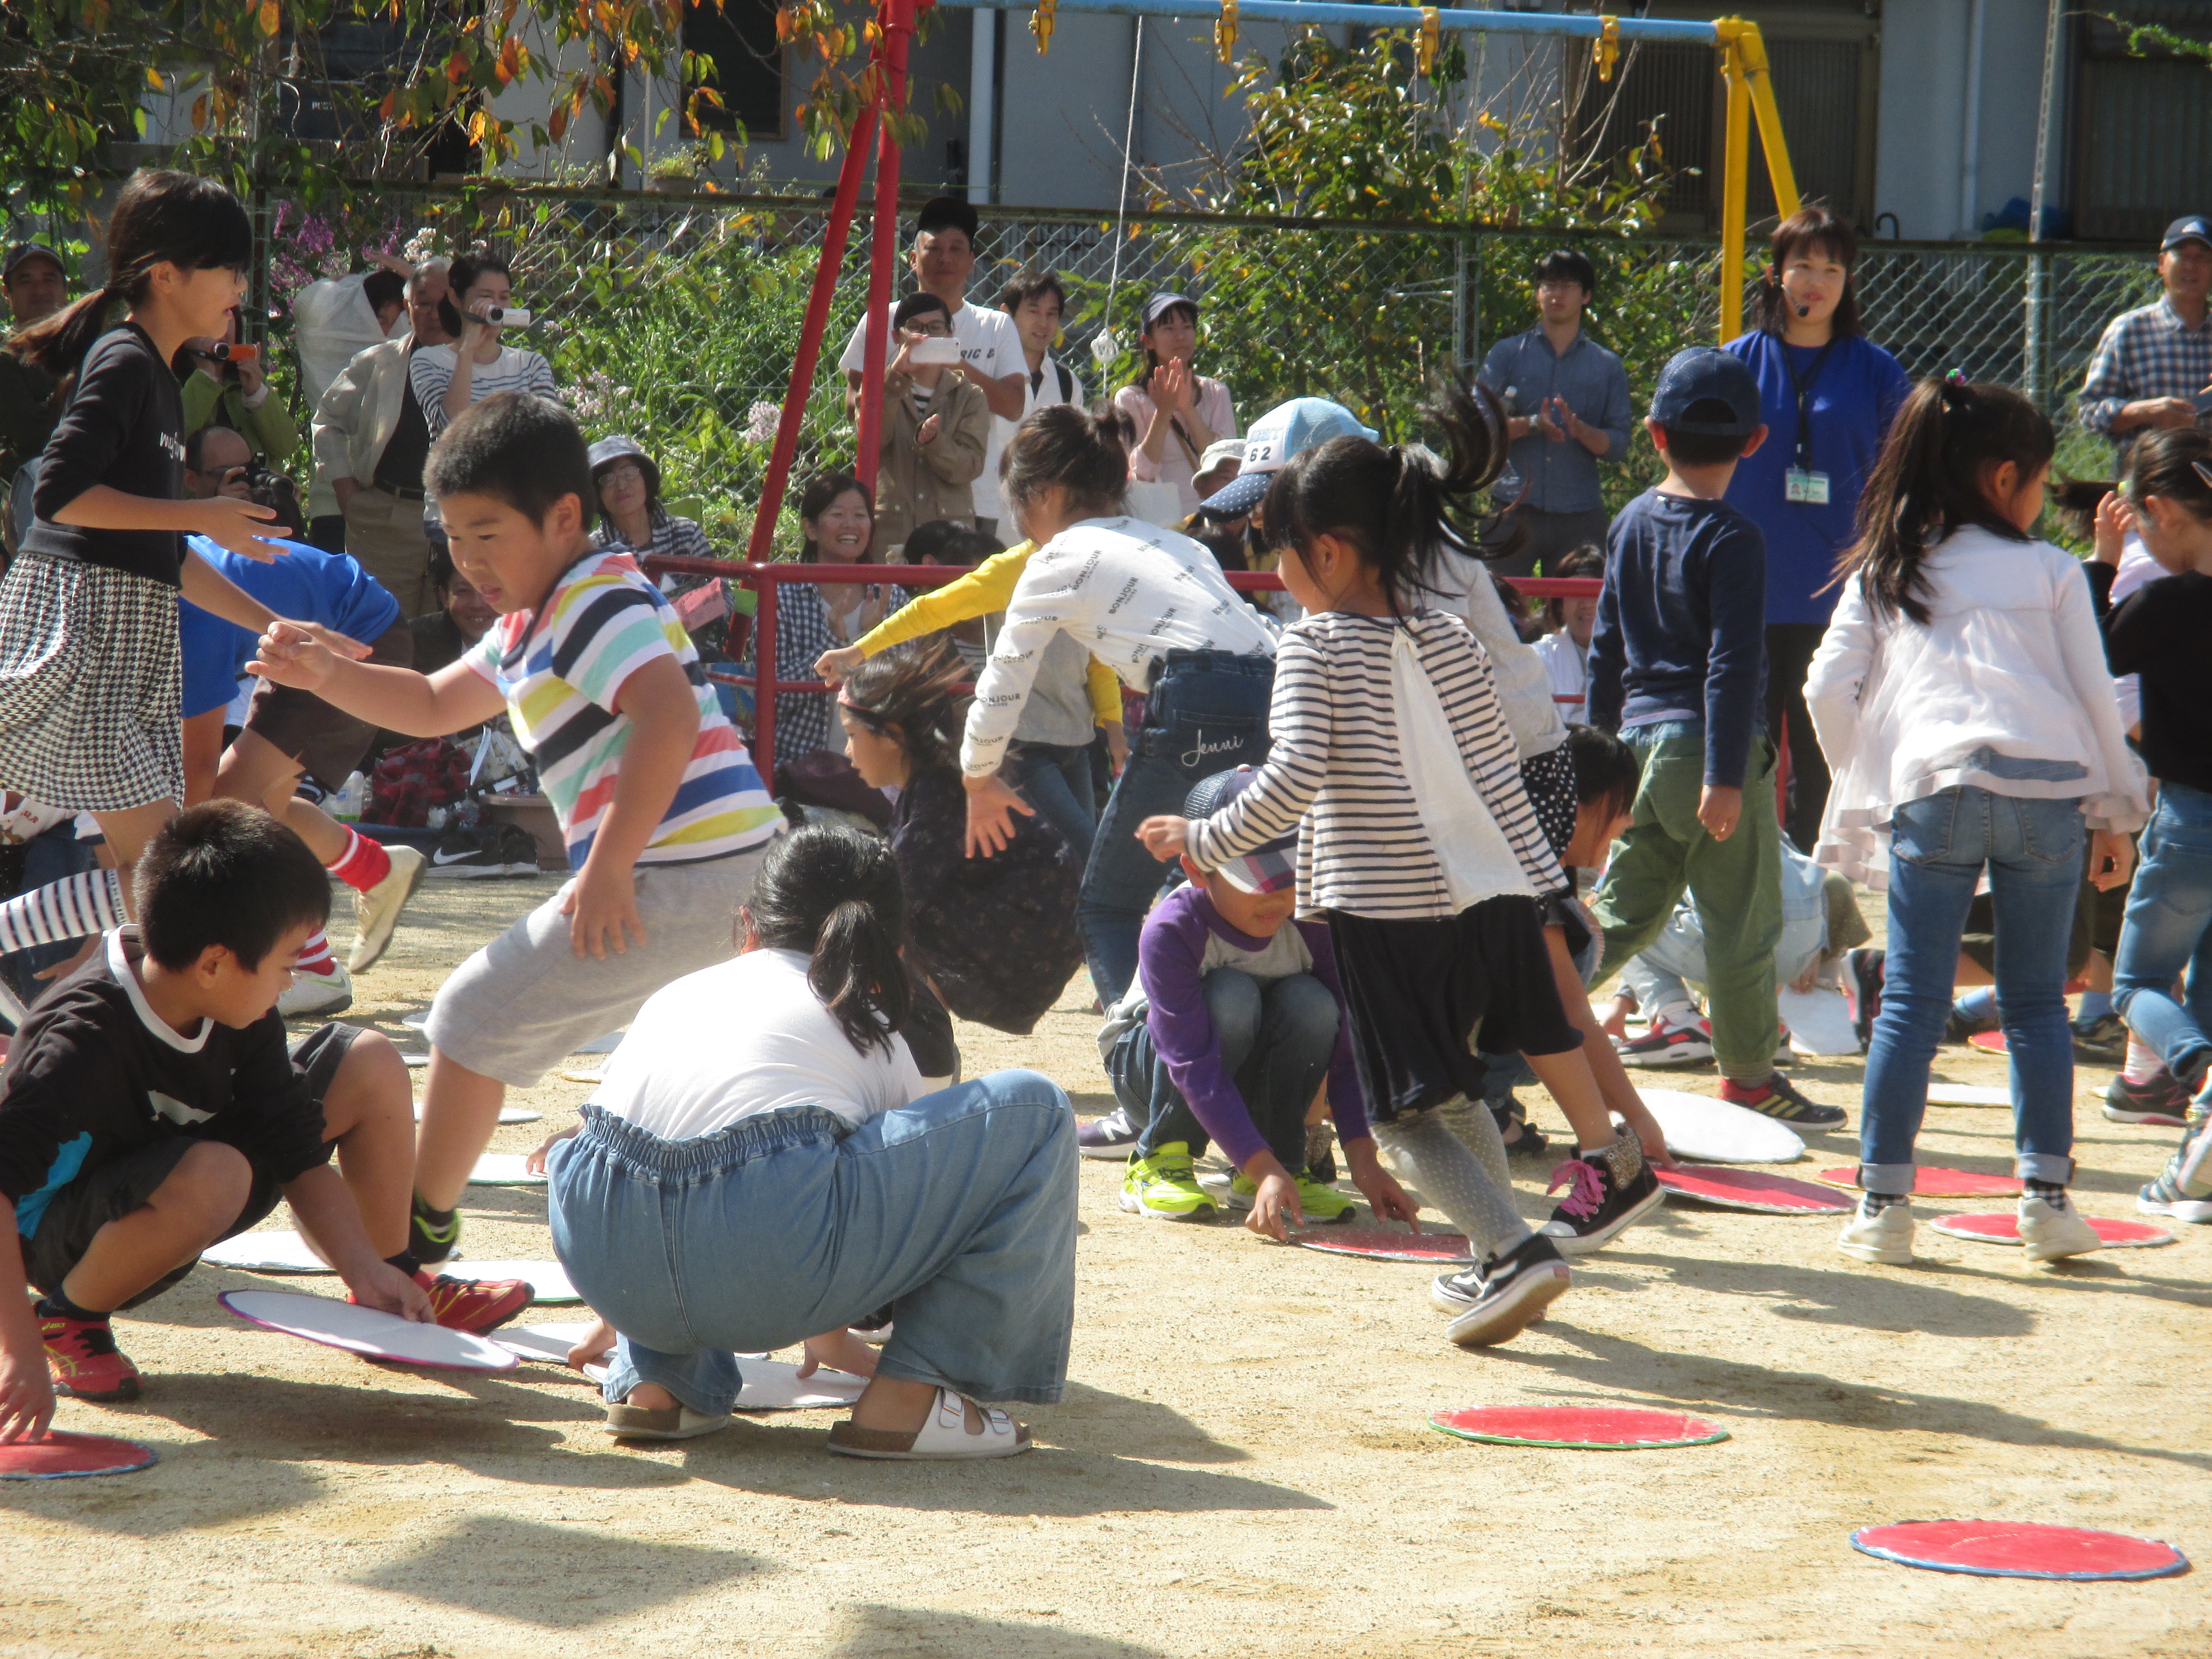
top-left (1612, 1014), bottom-right (1714, 1068)
top-left (351, 1272), bottom-right (534, 1333)
top-left (41, 1311), bottom-right (142, 1401)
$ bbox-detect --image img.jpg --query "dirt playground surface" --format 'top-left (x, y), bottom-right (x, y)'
top-left (3, 875), bottom-right (2205, 1659)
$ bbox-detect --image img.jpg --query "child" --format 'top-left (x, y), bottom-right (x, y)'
top-left (0, 803), bottom-right (528, 1434)
top-left (0, 171), bottom-right (340, 921)
top-left (250, 392), bottom-right (784, 1266)
top-left (1140, 381), bottom-right (1653, 1346)
top-left (1806, 378), bottom-right (2145, 1264)
top-left (541, 825), bottom-right (1074, 1458)
top-left (837, 643), bottom-right (1082, 1035)
top-left (1106, 767), bottom-right (1414, 1233)
top-left (178, 531), bottom-right (426, 992)
top-left (1532, 543), bottom-right (1604, 723)
top-left (2084, 429), bottom-right (2212, 1219)
top-left (875, 293), bottom-right (990, 554)
top-left (1586, 347), bottom-right (1841, 1128)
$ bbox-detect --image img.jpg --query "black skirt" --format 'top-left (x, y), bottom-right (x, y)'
top-left (1325, 896), bottom-right (1583, 1123)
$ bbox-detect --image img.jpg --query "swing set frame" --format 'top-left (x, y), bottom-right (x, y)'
top-left (744, 3), bottom-right (1803, 565)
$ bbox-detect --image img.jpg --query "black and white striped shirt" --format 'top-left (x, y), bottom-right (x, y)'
top-left (1189, 609), bottom-right (1564, 919)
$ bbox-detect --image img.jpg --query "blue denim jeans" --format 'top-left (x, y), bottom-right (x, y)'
top-left (1108, 968), bottom-right (1338, 1167)
top-left (1860, 786), bottom-right (2085, 1190)
top-left (2113, 780), bottom-right (2212, 1095)
top-left (1005, 738), bottom-right (1098, 867)
top-left (546, 1070), bottom-right (1077, 1415)
top-left (1080, 650), bottom-right (1274, 1004)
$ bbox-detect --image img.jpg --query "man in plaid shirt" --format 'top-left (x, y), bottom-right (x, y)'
top-left (2080, 215), bottom-right (2212, 462)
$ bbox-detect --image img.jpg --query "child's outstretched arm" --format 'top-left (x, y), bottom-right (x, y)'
top-left (283, 1164), bottom-right (431, 1322)
top-left (49, 482), bottom-right (289, 564)
top-left (1144, 631), bottom-right (1329, 867)
top-left (0, 1228), bottom-right (56, 1442)
top-left (251, 622), bottom-right (504, 738)
top-left (817, 543), bottom-right (1032, 682)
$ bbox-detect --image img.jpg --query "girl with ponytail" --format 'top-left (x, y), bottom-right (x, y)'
top-left (0, 169), bottom-right (350, 917)
top-left (1806, 376), bottom-right (2148, 1268)
top-left (1138, 379), bottom-right (1664, 1350)
top-left (542, 823), bottom-right (1077, 1460)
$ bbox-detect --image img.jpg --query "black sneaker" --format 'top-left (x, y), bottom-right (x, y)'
top-left (425, 828), bottom-right (508, 879)
top-left (409, 1191), bottom-right (461, 1265)
top-left (1944, 1002), bottom-right (1998, 1046)
top-left (496, 822), bottom-right (543, 877)
top-left (1489, 1094), bottom-right (1550, 1160)
top-left (1726, 1071), bottom-right (1848, 1129)
top-left (2103, 1070), bottom-right (2195, 1127)
top-left (2070, 1011), bottom-right (2127, 1064)
top-left (1537, 1133), bottom-right (1663, 1255)
top-left (1442, 1234), bottom-right (1570, 1346)
top-left (1842, 947), bottom-right (1885, 1050)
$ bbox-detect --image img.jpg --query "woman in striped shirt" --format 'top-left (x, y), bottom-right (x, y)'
top-left (1139, 382), bottom-right (1656, 1349)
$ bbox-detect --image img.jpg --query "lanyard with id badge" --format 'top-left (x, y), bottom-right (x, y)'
top-left (1784, 339), bottom-right (1836, 505)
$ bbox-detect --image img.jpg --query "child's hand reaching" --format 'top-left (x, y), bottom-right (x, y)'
top-left (525, 1121), bottom-right (580, 1176)
top-left (2092, 491), bottom-right (2135, 567)
top-left (1135, 815), bottom-right (1189, 862)
top-left (191, 493), bottom-right (290, 560)
top-left (1697, 784), bottom-right (1742, 842)
top-left (797, 1328), bottom-right (880, 1380)
top-left (2089, 827), bottom-right (2135, 891)
top-left (0, 1342), bottom-right (56, 1443)
top-left (566, 1315), bottom-right (617, 1370)
top-left (1239, 1154), bottom-right (1305, 1241)
top-left (345, 1259), bottom-right (433, 1323)
top-left (1341, 1136), bottom-right (1421, 1230)
top-left (815, 644), bottom-right (866, 684)
top-left (249, 620), bottom-right (339, 692)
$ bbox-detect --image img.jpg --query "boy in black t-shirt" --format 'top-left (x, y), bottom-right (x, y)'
top-left (0, 803), bottom-right (529, 1435)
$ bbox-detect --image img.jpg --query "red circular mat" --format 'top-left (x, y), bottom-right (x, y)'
top-left (1817, 1167), bottom-right (2022, 1198)
top-left (1431, 1406), bottom-right (1730, 1450)
top-left (1658, 1166), bottom-right (1850, 1214)
top-left (1968, 1030), bottom-right (2008, 1054)
top-left (0, 1431), bottom-right (158, 1480)
top-left (1931, 1212), bottom-right (2175, 1249)
top-left (1296, 1227), bottom-right (1472, 1263)
top-left (1851, 1520), bottom-right (2188, 1580)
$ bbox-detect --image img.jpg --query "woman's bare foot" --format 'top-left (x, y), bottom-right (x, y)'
top-left (622, 1381), bottom-right (681, 1410)
top-left (847, 1375), bottom-right (987, 1435)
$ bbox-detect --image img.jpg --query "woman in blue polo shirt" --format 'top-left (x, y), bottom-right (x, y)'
top-left (1724, 205), bottom-right (1910, 852)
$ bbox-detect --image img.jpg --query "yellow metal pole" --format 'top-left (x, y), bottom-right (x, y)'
top-left (1717, 32), bottom-right (1750, 342)
top-left (1734, 20), bottom-right (1801, 219)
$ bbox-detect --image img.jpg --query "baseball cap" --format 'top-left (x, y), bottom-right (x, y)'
top-left (2, 242), bottom-right (64, 282)
top-left (1196, 438), bottom-right (1246, 475)
top-left (2160, 215), bottom-right (2211, 252)
top-left (1648, 346), bottom-right (1762, 435)
top-left (1183, 767), bottom-right (1297, 896)
top-left (1199, 397), bottom-right (1380, 518)
top-left (1142, 291), bottom-right (1199, 331)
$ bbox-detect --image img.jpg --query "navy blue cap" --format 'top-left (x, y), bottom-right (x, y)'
top-left (1648, 346), bottom-right (1762, 435)
top-left (2162, 215), bottom-right (2211, 252)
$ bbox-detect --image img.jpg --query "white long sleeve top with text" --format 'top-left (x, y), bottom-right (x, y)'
top-left (1188, 608), bottom-right (1565, 919)
top-left (1805, 524), bottom-right (2150, 888)
top-left (959, 516), bottom-right (1276, 776)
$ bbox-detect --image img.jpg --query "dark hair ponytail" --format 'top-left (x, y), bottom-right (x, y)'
top-left (745, 825), bottom-right (910, 1057)
top-left (8, 169), bottom-right (252, 381)
top-left (2123, 427), bottom-right (2212, 523)
top-left (1840, 377), bottom-right (2054, 626)
top-left (840, 641), bottom-right (964, 772)
top-left (1261, 377), bottom-right (1515, 614)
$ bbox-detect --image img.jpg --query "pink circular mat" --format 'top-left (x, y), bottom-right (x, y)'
top-left (1431, 1405), bottom-right (1730, 1450)
top-left (1657, 1166), bottom-right (1850, 1214)
top-left (1851, 1520), bottom-right (2188, 1580)
top-left (1295, 1227), bottom-right (1473, 1263)
top-left (1931, 1212), bottom-right (2175, 1249)
top-left (1968, 1030), bottom-right (2008, 1054)
top-left (0, 1431), bottom-right (158, 1480)
top-left (1817, 1166), bottom-right (2022, 1198)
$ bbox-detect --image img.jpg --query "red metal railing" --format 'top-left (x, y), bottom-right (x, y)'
top-left (641, 555), bottom-right (1604, 780)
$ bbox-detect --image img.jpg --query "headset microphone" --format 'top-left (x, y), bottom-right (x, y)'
top-left (1795, 302), bottom-right (1812, 317)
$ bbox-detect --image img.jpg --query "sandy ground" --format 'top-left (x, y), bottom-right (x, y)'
top-left (2, 873), bottom-right (2206, 1659)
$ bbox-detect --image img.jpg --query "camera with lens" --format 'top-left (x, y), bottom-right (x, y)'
top-left (242, 462), bottom-right (304, 538)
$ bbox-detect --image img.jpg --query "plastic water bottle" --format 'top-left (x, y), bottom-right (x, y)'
top-left (330, 771), bottom-right (368, 822)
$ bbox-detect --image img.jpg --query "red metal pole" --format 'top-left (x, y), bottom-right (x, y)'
top-left (744, 98), bottom-right (881, 564)
top-left (752, 578), bottom-right (780, 781)
top-left (854, 0), bottom-right (914, 491)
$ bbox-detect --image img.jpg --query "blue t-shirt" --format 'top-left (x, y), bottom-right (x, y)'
top-left (178, 535), bottom-right (403, 719)
top-left (1586, 489), bottom-right (1768, 790)
top-left (1721, 330), bottom-right (1911, 626)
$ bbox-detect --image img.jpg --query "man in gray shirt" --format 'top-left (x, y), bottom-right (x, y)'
top-left (1477, 248), bottom-right (1633, 577)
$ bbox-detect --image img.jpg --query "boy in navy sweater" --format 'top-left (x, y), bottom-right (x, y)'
top-left (1586, 348), bottom-right (1842, 1128)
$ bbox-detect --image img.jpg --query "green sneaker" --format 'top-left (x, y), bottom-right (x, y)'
top-left (1219, 1167), bottom-right (1358, 1225)
top-left (1118, 1143), bottom-right (1215, 1222)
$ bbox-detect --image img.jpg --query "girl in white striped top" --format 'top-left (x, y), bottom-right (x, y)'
top-left (1138, 382), bottom-right (1653, 1349)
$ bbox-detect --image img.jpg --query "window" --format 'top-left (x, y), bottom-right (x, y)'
top-left (684, 0), bottom-right (784, 140)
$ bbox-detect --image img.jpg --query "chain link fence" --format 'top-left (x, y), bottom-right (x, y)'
top-left (259, 184), bottom-right (2162, 542)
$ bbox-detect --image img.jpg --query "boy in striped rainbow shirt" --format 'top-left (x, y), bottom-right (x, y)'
top-left (251, 392), bottom-right (783, 1263)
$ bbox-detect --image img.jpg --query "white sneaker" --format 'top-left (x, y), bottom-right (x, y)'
top-left (1837, 1194), bottom-right (1914, 1265)
top-left (278, 962), bottom-right (353, 1019)
top-left (348, 844), bottom-right (426, 972)
top-left (2018, 1191), bottom-right (2104, 1262)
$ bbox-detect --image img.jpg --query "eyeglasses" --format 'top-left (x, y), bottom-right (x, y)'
top-left (601, 462), bottom-right (645, 485)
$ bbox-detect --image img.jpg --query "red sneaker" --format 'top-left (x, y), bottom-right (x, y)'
top-left (415, 1271), bottom-right (534, 1333)
top-left (40, 1312), bottom-right (142, 1402)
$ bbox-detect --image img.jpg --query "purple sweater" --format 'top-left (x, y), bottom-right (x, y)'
top-left (1135, 884), bottom-right (1370, 1167)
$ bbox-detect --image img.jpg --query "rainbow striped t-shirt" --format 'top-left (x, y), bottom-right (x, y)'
top-left (465, 550), bottom-right (781, 868)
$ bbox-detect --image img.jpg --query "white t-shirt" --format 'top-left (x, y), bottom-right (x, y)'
top-left (977, 351), bottom-right (1084, 523)
top-left (839, 299), bottom-right (1023, 390)
top-left (1533, 628), bottom-right (1590, 724)
top-left (409, 343), bottom-right (557, 435)
top-left (592, 950), bottom-right (925, 1140)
